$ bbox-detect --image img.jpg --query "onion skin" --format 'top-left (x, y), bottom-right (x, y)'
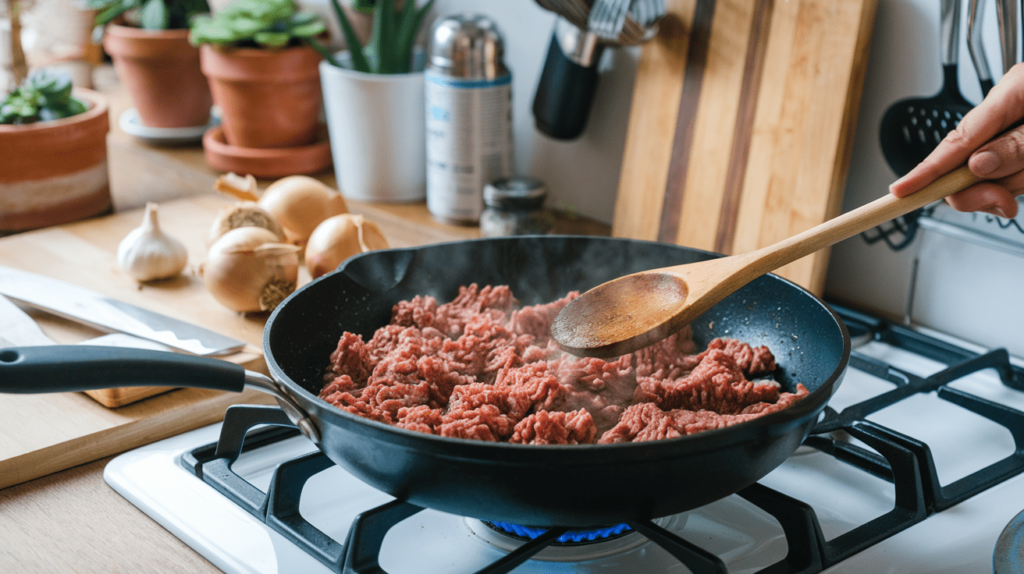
top-left (203, 227), bottom-right (300, 313)
top-left (305, 214), bottom-right (389, 279)
top-left (258, 176), bottom-right (348, 246)
top-left (208, 201), bottom-right (284, 245)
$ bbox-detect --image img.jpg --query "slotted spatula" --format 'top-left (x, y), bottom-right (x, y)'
top-left (879, 0), bottom-right (974, 177)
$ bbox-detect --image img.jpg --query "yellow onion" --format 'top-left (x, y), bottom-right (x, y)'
top-left (305, 214), bottom-right (389, 279)
top-left (208, 201), bottom-right (284, 245)
top-left (258, 176), bottom-right (348, 246)
top-left (202, 227), bottom-right (300, 313)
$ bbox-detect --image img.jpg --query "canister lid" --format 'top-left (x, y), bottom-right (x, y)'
top-left (427, 14), bottom-right (508, 80)
top-left (484, 177), bottom-right (547, 210)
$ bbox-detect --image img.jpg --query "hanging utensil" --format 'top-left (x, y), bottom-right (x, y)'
top-left (532, 0), bottom-right (664, 140)
top-left (588, 0), bottom-right (631, 40)
top-left (879, 0), bottom-right (974, 177)
top-left (996, 0), bottom-right (1018, 73)
top-left (968, 0), bottom-right (995, 95)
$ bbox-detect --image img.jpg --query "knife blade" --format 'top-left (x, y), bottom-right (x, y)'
top-left (0, 266), bottom-right (247, 356)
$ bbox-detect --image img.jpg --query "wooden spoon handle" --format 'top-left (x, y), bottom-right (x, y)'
top-left (748, 165), bottom-right (981, 275)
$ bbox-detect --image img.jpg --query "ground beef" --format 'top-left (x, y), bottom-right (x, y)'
top-left (319, 284), bottom-right (809, 444)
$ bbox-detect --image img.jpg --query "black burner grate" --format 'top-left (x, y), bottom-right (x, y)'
top-left (180, 304), bottom-right (1024, 574)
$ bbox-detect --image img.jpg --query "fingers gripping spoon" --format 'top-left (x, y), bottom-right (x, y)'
top-left (879, 0), bottom-right (974, 177)
top-left (551, 166), bottom-right (983, 358)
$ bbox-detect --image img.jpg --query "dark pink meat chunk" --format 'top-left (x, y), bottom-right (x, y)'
top-left (511, 409), bottom-right (597, 445)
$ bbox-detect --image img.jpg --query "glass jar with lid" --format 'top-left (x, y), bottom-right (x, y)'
top-left (479, 177), bottom-right (552, 237)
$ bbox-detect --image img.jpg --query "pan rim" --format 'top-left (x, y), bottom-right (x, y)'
top-left (264, 235), bottom-right (851, 456)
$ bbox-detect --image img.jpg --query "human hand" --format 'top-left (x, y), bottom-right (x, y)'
top-left (889, 62), bottom-right (1024, 219)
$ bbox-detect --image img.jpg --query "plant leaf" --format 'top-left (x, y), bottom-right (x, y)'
top-left (369, 0), bottom-right (396, 73)
top-left (140, 0), bottom-right (170, 30)
top-left (228, 16), bottom-right (266, 36)
top-left (307, 37), bottom-right (342, 67)
top-left (328, 0), bottom-right (371, 72)
top-left (289, 20), bottom-right (326, 39)
top-left (394, 0), bottom-right (431, 72)
top-left (254, 31), bottom-right (291, 48)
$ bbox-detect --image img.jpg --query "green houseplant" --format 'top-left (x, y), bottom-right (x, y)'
top-left (88, 0), bottom-right (213, 129)
top-left (189, 0), bottom-right (331, 176)
top-left (0, 2), bottom-right (112, 234)
top-left (1, 70), bottom-right (88, 124)
top-left (321, 0), bottom-right (433, 74)
top-left (316, 0), bottom-right (434, 202)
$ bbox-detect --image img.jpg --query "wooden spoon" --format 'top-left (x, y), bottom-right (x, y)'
top-left (551, 165), bottom-right (982, 358)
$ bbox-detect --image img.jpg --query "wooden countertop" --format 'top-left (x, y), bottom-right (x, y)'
top-left (0, 65), bottom-right (607, 573)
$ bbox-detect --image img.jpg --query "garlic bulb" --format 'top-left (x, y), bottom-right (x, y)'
top-left (305, 214), bottom-right (389, 279)
top-left (117, 203), bottom-right (188, 282)
top-left (203, 227), bottom-right (300, 313)
top-left (208, 201), bottom-right (284, 245)
top-left (258, 176), bottom-right (348, 246)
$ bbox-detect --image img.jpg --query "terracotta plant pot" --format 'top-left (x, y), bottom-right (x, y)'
top-left (200, 44), bottom-right (323, 149)
top-left (0, 89), bottom-right (111, 234)
top-left (103, 25), bottom-right (212, 128)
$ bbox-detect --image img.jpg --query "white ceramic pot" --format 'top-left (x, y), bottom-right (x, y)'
top-left (319, 55), bottom-right (426, 203)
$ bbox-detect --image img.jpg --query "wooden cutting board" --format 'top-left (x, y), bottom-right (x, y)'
top-left (0, 194), bottom-right (278, 490)
top-left (613, 0), bottom-right (878, 294)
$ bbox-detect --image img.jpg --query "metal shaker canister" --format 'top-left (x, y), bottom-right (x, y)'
top-left (425, 14), bottom-right (513, 224)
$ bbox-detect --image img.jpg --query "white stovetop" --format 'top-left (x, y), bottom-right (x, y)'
top-left (104, 339), bottom-right (1024, 574)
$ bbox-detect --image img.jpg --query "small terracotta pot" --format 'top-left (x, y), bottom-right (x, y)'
top-left (103, 25), bottom-right (212, 128)
top-left (200, 45), bottom-right (323, 149)
top-left (0, 89), bottom-right (111, 234)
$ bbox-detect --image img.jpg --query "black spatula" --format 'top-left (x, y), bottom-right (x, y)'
top-left (880, 0), bottom-right (974, 177)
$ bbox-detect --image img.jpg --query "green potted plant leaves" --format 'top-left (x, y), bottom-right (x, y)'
top-left (89, 0), bottom-right (214, 130)
top-left (0, 66), bottom-right (112, 233)
top-left (188, 0), bottom-right (333, 177)
top-left (316, 0), bottom-right (434, 202)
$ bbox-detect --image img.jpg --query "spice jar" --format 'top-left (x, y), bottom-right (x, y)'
top-left (479, 177), bottom-right (552, 237)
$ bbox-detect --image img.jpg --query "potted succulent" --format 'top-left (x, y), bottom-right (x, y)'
top-left (189, 0), bottom-right (328, 150)
top-left (89, 0), bottom-right (214, 129)
top-left (317, 0), bottom-right (433, 202)
top-left (0, 67), bottom-right (111, 234)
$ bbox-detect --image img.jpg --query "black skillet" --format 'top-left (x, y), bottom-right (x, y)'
top-left (0, 236), bottom-right (850, 527)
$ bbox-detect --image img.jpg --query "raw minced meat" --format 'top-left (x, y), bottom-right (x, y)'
top-left (319, 284), bottom-right (809, 444)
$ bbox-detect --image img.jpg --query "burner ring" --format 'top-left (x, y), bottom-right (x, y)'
top-left (483, 521), bottom-right (633, 546)
top-left (464, 515), bottom-right (686, 563)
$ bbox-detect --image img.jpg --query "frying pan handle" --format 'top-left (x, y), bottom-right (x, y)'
top-left (0, 345), bottom-right (246, 394)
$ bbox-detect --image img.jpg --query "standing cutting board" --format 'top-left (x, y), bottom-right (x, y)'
top-left (613, 0), bottom-right (878, 294)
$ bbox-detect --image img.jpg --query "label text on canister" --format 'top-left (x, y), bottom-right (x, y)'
top-left (425, 72), bottom-right (513, 223)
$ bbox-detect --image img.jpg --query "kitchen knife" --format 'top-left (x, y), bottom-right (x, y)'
top-left (0, 266), bottom-right (246, 356)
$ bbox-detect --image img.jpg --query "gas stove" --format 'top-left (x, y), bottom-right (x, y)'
top-left (104, 304), bottom-right (1024, 574)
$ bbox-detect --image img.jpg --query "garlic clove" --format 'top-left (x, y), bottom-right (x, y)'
top-left (117, 202), bottom-right (189, 283)
top-left (203, 227), bottom-right (300, 313)
top-left (258, 176), bottom-right (348, 247)
top-left (208, 201), bottom-right (284, 245)
top-left (305, 214), bottom-right (389, 279)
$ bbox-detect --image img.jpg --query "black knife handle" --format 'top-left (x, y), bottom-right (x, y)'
top-left (0, 345), bottom-right (246, 394)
